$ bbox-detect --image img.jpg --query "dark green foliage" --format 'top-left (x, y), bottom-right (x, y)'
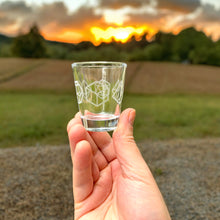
top-left (205, 46), bottom-right (220, 66)
top-left (0, 34), bottom-right (13, 57)
top-left (11, 25), bottom-right (46, 58)
top-left (0, 34), bottom-right (12, 45)
top-left (172, 27), bottom-right (214, 62)
top-left (74, 41), bottom-right (95, 51)
top-left (46, 44), bottom-right (69, 59)
top-left (130, 27), bottom-right (219, 66)
top-left (189, 39), bottom-right (220, 65)
top-left (154, 32), bottom-right (176, 60)
top-left (67, 46), bottom-right (127, 61)
top-left (130, 43), bottom-right (163, 61)
top-left (0, 43), bottom-right (12, 57)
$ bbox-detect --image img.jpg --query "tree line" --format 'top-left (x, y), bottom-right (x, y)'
top-left (0, 24), bottom-right (220, 66)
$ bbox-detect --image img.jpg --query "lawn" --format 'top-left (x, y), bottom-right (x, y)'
top-left (0, 92), bottom-right (77, 148)
top-left (1, 92), bottom-right (220, 147)
top-left (124, 94), bottom-right (220, 140)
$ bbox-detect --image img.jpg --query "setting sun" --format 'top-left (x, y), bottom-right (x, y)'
top-left (91, 26), bottom-right (157, 45)
top-left (114, 29), bottom-right (130, 42)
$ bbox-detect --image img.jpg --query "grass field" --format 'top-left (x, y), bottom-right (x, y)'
top-left (0, 92), bottom-right (76, 147)
top-left (1, 92), bottom-right (220, 148)
top-left (0, 58), bottom-right (220, 147)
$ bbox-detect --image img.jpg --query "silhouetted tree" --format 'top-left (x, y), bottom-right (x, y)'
top-left (74, 41), bottom-right (95, 51)
top-left (12, 24), bottom-right (46, 58)
top-left (119, 35), bottom-right (137, 51)
top-left (138, 32), bottom-right (149, 48)
top-left (172, 27), bottom-right (213, 62)
top-left (154, 31), bottom-right (175, 60)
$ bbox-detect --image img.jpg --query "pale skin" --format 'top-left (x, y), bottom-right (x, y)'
top-left (67, 108), bottom-right (171, 220)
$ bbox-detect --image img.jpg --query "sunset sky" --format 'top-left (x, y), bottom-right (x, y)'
top-left (0, 0), bottom-right (220, 45)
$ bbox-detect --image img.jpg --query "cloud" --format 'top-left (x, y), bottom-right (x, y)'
top-left (0, 1), bottom-right (102, 39)
top-left (157, 3), bottom-right (220, 40)
top-left (156, 0), bottom-right (201, 13)
top-left (187, 4), bottom-right (220, 40)
top-left (98, 0), bottom-right (201, 12)
top-left (98, 0), bottom-right (152, 9)
top-left (33, 2), bottom-right (100, 28)
top-left (103, 1), bottom-right (220, 40)
top-left (0, 15), bottom-right (15, 26)
top-left (96, 0), bottom-right (202, 30)
top-left (0, 0), bottom-right (32, 13)
top-left (0, 0), bottom-right (219, 42)
top-left (199, 3), bottom-right (220, 21)
top-left (164, 4), bottom-right (220, 29)
top-left (32, 2), bottom-right (103, 41)
top-left (0, 1), bottom-right (32, 34)
top-left (122, 6), bottom-right (167, 28)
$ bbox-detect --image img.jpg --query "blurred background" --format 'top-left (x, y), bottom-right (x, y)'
top-left (0, 0), bottom-right (220, 147)
top-left (1, 1), bottom-right (220, 219)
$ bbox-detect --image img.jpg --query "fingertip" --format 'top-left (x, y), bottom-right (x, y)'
top-left (120, 108), bottom-right (135, 120)
top-left (117, 108), bottom-right (136, 130)
top-left (75, 140), bottom-right (91, 153)
top-left (113, 108), bottom-right (136, 143)
top-left (67, 114), bottom-right (82, 133)
top-left (75, 140), bottom-right (92, 168)
top-left (67, 118), bottom-right (76, 133)
top-left (68, 124), bottom-right (87, 152)
top-left (69, 123), bottom-right (86, 139)
top-left (74, 112), bottom-right (81, 119)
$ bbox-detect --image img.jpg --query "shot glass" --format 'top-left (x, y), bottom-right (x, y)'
top-left (72, 61), bottom-right (127, 132)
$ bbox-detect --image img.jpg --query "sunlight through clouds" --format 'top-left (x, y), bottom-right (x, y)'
top-left (0, 0), bottom-right (220, 43)
top-left (91, 26), bottom-right (157, 44)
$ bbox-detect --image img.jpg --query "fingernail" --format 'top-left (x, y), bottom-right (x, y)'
top-left (129, 109), bottom-right (136, 126)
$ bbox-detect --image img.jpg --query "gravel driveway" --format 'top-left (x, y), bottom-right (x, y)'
top-left (1, 138), bottom-right (220, 220)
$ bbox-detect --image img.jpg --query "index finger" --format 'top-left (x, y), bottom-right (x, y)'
top-left (68, 113), bottom-right (116, 163)
top-left (89, 131), bottom-right (116, 162)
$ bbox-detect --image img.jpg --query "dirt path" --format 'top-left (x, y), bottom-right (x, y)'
top-left (1, 139), bottom-right (220, 220)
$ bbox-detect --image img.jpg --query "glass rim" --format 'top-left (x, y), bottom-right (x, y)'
top-left (71, 61), bottom-right (127, 69)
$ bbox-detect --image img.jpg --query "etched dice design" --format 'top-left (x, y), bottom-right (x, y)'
top-left (75, 81), bottom-right (83, 104)
top-left (112, 80), bottom-right (124, 104)
top-left (85, 79), bottom-right (110, 107)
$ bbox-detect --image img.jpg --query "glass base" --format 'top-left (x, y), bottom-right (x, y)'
top-left (81, 114), bottom-right (119, 132)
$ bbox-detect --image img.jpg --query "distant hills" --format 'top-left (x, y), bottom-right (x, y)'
top-left (0, 33), bottom-right (13, 44)
top-left (0, 32), bottom-right (73, 46)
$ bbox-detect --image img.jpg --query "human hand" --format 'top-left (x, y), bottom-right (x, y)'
top-left (67, 108), bottom-right (171, 220)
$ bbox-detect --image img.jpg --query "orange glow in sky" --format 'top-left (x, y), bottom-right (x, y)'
top-left (90, 26), bottom-right (157, 45)
top-left (42, 25), bottom-right (158, 45)
top-left (43, 30), bottom-right (84, 44)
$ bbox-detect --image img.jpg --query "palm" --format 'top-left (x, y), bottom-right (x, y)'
top-left (68, 110), bottom-right (171, 220)
top-left (73, 143), bottom-right (148, 220)
top-left (78, 157), bottom-right (120, 220)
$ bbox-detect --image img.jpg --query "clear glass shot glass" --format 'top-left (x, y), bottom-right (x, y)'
top-left (72, 61), bottom-right (127, 132)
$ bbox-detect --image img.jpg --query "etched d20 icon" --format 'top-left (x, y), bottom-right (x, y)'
top-left (74, 81), bottom-right (83, 104)
top-left (112, 80), bottom-right (124, 104)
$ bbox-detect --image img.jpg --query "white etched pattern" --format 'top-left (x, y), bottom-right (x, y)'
top-left (75, 79), bottom-right (124, 106)
top-left (85, 79), bottom-right (110, 107)
top-left (75, 81), bottom-right (83, 104)
top-left (112, 80), bottom-right (124, 104)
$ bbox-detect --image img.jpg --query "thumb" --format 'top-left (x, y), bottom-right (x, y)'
top-left (113, 108), bottom-right (148, 176)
